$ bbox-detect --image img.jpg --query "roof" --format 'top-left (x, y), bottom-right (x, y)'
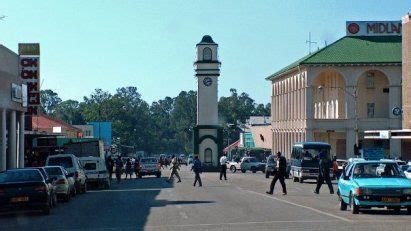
top-left (266, 36), bottom-right (402, 80)
top-left (197, 35), bottom-right (217, 45)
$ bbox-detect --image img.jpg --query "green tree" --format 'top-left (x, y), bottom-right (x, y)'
top-left (53, 100), bottom-right (85, 125)
top-left (40, 89), bottom-right (62, 115)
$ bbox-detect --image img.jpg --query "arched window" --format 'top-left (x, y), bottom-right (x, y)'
top-left (204, 148), bottom-right (212, 163)
top-left (203, 47), bottom-right (212, 61)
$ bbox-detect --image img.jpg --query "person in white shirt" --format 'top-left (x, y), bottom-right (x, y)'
top-left (220, 154), bottom-right (228, 180)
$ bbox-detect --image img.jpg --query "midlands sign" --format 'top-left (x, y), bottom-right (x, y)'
top-left (346, 21), bottom-right (402, 36)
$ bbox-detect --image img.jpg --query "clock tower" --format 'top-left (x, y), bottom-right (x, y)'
top-left (193, 35), bottom-right (223, 169)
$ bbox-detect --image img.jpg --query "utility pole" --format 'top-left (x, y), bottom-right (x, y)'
top-left (306, 32), bottom-right (317, 54)
top-left (0, 15), bottom-right (5, 20)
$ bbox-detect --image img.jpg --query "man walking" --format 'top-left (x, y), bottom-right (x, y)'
top-left (167, 155), bottom-right (181, 183)
top-left (314, 152), bottom-right (334, 194)
top-left (106, 155), bottom-right (114, 182)
top-left (191, 156), bottom-right (202, 187)
top-left (219, 153), bottom-right (228, 180)
top-left (266, 152), bottom-right (287, 195)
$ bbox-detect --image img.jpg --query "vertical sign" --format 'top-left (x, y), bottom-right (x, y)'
top-left (19, 43), bottom-right (40, 115)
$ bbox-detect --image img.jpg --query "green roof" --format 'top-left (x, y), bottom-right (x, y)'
top-left (266, 36), bottom-right (402, 80)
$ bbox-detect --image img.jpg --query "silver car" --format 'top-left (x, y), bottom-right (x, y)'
top-left (45, 166), bottom-right (76, 202)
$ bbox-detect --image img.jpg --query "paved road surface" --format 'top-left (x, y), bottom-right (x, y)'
top-left (0, 165), bottom-right (410, 231)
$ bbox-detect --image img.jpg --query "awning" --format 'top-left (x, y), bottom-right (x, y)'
top-left (223, 139), bottom-right (240, 153)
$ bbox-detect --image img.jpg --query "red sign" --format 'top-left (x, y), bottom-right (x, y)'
top-left (19, 44), bottom-right (40, 115)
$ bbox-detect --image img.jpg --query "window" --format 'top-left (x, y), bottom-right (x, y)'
top-left (366, 72), bottom-right (375, 89)
top-left (203, 47), bottom-right (212, 61)
top-left (204, 148), bottom-right (212, 163)
top-left (367, 103), bottom-right (375, 118)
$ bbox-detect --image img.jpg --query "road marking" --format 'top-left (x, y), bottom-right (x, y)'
top-left (88, 188), bottom-right (174, 193)
top-left (241, 189), bottom-right (353, 223)
top-left (145, 220), bottom-right (336, 229)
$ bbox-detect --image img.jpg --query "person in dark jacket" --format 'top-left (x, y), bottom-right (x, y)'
top-left (314, 151), bottom-right (334, 194)
top-left (106, 156), bottom-right (114, 182)
top-left (191, 156), bottom-right (202, 187)
top-left (266, 152), bottom-right (287, 195)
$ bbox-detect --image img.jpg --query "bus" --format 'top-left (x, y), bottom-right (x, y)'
top-left (290, 142), bottom-right (333, 183)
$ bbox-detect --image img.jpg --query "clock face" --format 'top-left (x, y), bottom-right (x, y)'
top-left (203, 77), bottom-right (212, 87)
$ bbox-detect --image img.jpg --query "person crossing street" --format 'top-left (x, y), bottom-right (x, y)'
top-left (314, 152), bottom-right (334, 194)
top-left (191, 156), bottom-right (202, 187)
top-left (219, 153), bottom-right (228, 180)
top-left (167, 155), bottom-right (182, 183)
top-left (266, 152), bottom-right (287, 195)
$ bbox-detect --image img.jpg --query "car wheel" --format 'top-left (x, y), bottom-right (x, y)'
top-left (230, 166), bottom-right (236, 173)
top-left (339, 195), bottom-right (347, 211)
top-left (293, 177), bottom-right (298, 182)
top-left (241, 169), bottom-right (246, 173)
top-left (407, 207), bottom-right (411, 214)
top-left (251, 167), bottom-right (256, 173)
top-left (350, 194), bottom-right (359, 214)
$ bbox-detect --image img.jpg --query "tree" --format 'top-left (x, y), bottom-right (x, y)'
top-left (40, 89), bottom-right (62, 115)
top-left (53, 100), bottom-right (85, 125)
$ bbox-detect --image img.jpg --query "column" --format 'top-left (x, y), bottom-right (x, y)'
top-left (346, 129), bottom-right (356, 158)
top-left (390, 139), bottom-right (401, 159)
top-left (8, 110), bottom-right (16, 169)
top-left (19, 112), bottom-right (25, 168)
top-left (1, 109), bottom-right (6, 171)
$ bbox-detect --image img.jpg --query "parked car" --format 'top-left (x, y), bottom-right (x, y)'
top-left (44, 166), bottom-right (76, 202)
top-left (265, 155), bottom-right (276, 178)
top-left (404, 166), bottom-right (411, 180)
top-left (27, 167), bottom-right (57, 207)
top-left (187, 155), bottom-right (194, 165)
top-left (138, 157), bottom-right (161, 178)
top-left (240, 157), bottom-right (265, 173)
top-left (46, 154), bottom-right (88, 194)
top-left (0, 169), bottom-right (54, 214)
top-left (227, 159), bottom-right (241, 173)
top-left (179, 154), bottom-right (188, 166)
top-left (80, 156), bottom-right (110, 189)
top-left (337, 159), bottom-right (411, 214)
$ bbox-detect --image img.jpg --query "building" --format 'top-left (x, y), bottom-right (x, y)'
top-left (193, 35), bottom-right (223, 168)
top-left (74, 125), bottom-right (94, 138)
top-left (239, 116), bottom-right (272, 149)
top-left (0, 45), bottom-right (27, 170)
top-left (32, 114), bottom-right (82, 138)
top-left (267, 20), bottom-right (406, 160)
top-left (87, 122), bottom-right (112, 146)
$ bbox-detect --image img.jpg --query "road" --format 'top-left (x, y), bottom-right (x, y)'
top-left (0, 165), bottom-right (410, 231)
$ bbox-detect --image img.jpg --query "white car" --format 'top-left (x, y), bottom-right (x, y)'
top-left (46, 154), bottom-right (88, 194)
top-left (404, 166), bottom-right (411, 180)
top-left (227, 159), bottom-right (241, 173)
top-left (44, 166), bottom-right (76, 202)
top-left (80, 156), bottom-right (110, 189)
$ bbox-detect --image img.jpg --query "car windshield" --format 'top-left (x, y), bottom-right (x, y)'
top-left (353, 163), bottom-right (404, 178)
top-left (83, 162), bottom-right (97, 170)
top-left (0, 170), bottom-right (43, 183)
top-left (141, 158), bottom-right (157, 163)
top-left (48, 157), bottom-right (73, 168)
top-left (302, 148), bottom-right (330, 160)
top-left (45, 167), bottom-right (63, 176)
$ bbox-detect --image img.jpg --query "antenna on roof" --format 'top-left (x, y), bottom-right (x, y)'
top-left (324, 40), bottom-right (327, 47)
top-left (306, 32), bottom-right (317, 54)
top-left (0, 15), bottom-right (6, 20)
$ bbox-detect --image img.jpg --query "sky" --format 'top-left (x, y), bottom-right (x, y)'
top-left (1, 1), bottom-right (410, 105)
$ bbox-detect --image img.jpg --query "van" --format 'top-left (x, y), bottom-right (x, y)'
top-left (46, 154), bottom-right (88, 194)
top-left (79, 156), bottom-right (110, 189)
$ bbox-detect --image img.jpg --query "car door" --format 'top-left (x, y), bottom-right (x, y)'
top-left (338, 164), bottom-right (353, 201)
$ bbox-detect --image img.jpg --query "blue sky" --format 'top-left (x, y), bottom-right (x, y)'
top-left (1, 1), bottom-right (410, 104)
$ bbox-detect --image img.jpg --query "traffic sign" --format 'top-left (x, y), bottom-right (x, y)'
top-left (392, 107), bottom-right (402, 116)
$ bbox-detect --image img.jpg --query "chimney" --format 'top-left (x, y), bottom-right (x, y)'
top-left (402, 13), bottom-right (411, 128)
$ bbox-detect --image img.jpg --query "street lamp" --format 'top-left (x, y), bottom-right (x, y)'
top-left (317, 85), bottom-right (358, 148)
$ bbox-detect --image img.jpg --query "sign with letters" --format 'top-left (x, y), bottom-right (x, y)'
top-left (346, 21), bottom-right (402, 36)
top-left (19, 43), bottom-right (40, 115)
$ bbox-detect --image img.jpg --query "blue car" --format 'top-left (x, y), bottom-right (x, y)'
top-left (337, 159), bottom-right (411, 214)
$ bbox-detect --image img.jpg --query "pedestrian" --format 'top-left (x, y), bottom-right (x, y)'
top-left (266, 152), bottom-right (287, 195)
top-left (314, 152), bottom-right (334, 194)
top-left (134, 158), bottom-right (141, 179)
top-left (191, 156), bottom-right (202, 187)
top-left (115, 156), bottom-right (123, 183)
top-left (125, 158), bottom-right (133, 179)
top-left (167, 155), bottom-right (181, 183)
top-left (332, 156), bottom-right (339, 179)
top-left (106, 155), bottom-right (114, 182)
top-left (219, 153), bottom-right (228, 180)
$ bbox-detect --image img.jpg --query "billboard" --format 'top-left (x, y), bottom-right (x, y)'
top-left (346, 21), bottom-right (402, 36)
top-left (19, 43), bottom-right (40, 115)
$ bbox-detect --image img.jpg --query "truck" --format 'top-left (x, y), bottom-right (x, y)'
top-left (63, 140), bottom-right (105, 159)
